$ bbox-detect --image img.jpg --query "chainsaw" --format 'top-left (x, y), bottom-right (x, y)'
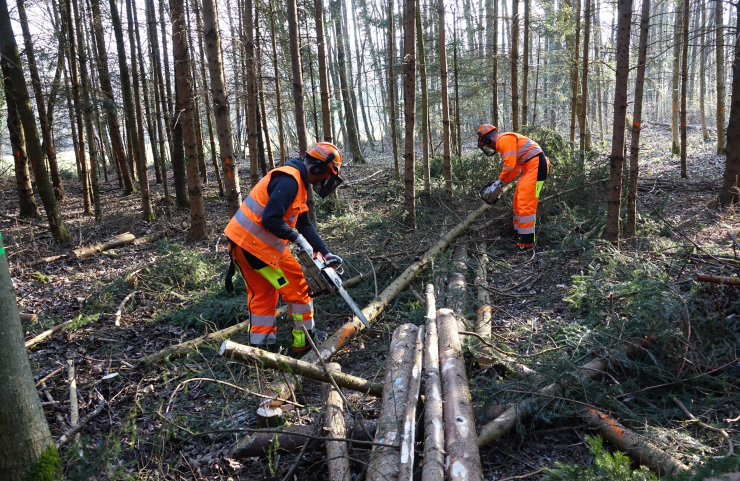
top-left (296, 249), bottom-right (370, 329)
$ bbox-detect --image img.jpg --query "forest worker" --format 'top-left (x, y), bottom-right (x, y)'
top-left (477, 124), bottom-right (550, 250)
top-left (224, 142), bottom-right (344, 356)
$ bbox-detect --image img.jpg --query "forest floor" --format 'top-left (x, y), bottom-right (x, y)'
top-left (2, 124), bottom-right (739, 481)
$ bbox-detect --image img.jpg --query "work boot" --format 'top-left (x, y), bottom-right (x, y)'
top-left (290, 328), bottom-right (327, 358)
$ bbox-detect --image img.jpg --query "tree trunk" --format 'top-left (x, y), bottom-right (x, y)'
top-left (439, 0), bottom-right (451, 198)
top-left (72, 0), bottom-right (102, 220)
top-left (521, 0), bottom-right (529, 126)
top-left (366, 324), bottom-right (418, 481)
top-left (0, 233), bottom-right (60, 481)
top-left (625, 0), bottom-right (651, 238)
top-left (579, 0), bottom-right (591, 152)
top-left (568, 0), bottom-right (581, 145)
top-left (403, 0), bottom-right (416, 229)
top-left (718, 1), bottom-right (740, 205)
top-left (605, 0), bottom-right (633, 243)
top-left (158, 0), bottom-right (175, 160)
top-left (532, 38), bottom-right (540, 125)
top-left (63, 65), bottom-right (83, 181)
top-left (672, 1), bottom-right (683, 155)
top-left (243, 0), bottom-right (260, 188)
top-left (351, 6), bottom-right (375, 147)
top-left (323, 363), bottom-right (351, 481)
top-left (331, 0), bottom-right (365, 163)
top-left (287, 0), bottom-right (308, 159)
top-left (417, 1), bottom-right (431, 193)
top-left (255, 7), bottom-right (274, 170)
top-left (437, 308), bottom-right (484, 480)
top-left (269, 0), bottom-right (286, 165)
top-left (397, 325), bottom-right (424, 481)
top-left (185, 5), bottom-right (208, 186)
top-left (699, 0), bottom-right (709, 141)
top-left (511, 0), bottom-right (520, 131)
top-left (0, 3), bottom-right (70, 242)
top-left (680, 0), bottom-right (689, 178)
top-left (16, 0), bottom-right (65, 200)
top-left (315, 0), bottom-right (332, 142)
top-left (453, 16), bottom-right (461, 158)
top-left (716, 0), bottom-right (726, 155)
top-left (491, 0), bottom-right (498, 125)
top-left (171, 90), bottom-right (188, 207)
top-left (388, 0), bottom-right (400, 179)
top-left (3, 82), bottom-right (39, 218)
top-left (422, 284), bottom-right (445, 481)
top-left (202, 0), bottom-right (241, 216)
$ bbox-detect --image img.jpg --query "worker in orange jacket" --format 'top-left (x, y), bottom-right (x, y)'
top-left (477, 125), bottom-right (549, 250)
top-left (224, 142), bottom-right (344, 356)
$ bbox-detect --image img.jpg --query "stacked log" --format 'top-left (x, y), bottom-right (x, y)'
top-left (397, 325), bottom-right (425, 481)
top-left (437, 308), bottom-right (484, 481)
top-left (446, 244), bottom-right (468, 317)
top-left (366, 323), bottom-right (418, 481)
top-left (422, 284), bottom-right (445, 481)
top-left (473, 242), bottom-right (497, 368)
top-left (323, 362), bottom-right (351, 481)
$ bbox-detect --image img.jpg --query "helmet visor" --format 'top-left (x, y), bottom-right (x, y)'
top-left (313, 173), bottom-right (344, 199)
top-left (477, 135), bottom-right (496, 157)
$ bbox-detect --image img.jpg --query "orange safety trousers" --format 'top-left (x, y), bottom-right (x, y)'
top-left (512, 153), bottom-right (549, 248)
top-left (229, 243), bottom-right (314, 348)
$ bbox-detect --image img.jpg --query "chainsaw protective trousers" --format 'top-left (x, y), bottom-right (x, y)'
top-left (229, 243), bottom-right (314, 350)
top-left (512, 153), bottom-right (549, 248)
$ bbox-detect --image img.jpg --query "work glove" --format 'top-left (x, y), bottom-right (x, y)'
top-left (294, 234), bottom-right (314, 257)
top-left (479, 179), bottom-right (504, 205)
top-left (324, 253), bottom-right (343, 268)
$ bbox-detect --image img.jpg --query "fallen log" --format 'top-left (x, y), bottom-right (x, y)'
top-left (438, 309), bottom-right (484, 481)
top-left (446, 244), bottom-right (468, 317)
top-left (398, 325), bottom-right (424, 481)
top-left (20, 313), bottom-right (38, 323)
top-left (140, 272), bottom-right (369, 364)
top-left (367, 324), bottom-right (418, 481)
top-left (231, 417), bottom-right (378, 458)
top-left (422, 285), bottom-right (445, 481)
top-left (324, 362), bottom-right (351, 481)
top-left (72, 232), bottom-right (136, 259)
top-left (268, 201), bottom-right (495, 401)
top-left (473, 242), bottom-right (497, 368)
top-left (25, 317), bottom-right (78, 349)
top-left (219, 340), bottom-right (383, 397)
top-left (694, 273), bottom-right (740, 286)
top-left (582, 407), bottom-right (689, 475)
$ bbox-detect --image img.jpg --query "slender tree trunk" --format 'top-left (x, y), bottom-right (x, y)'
top-left (715, 0), bottom-right (726, 154)
top-left (72, 0), bottom-right (102, 220)
top-left (699, 0), bottom-right (709, 141)
top-left (0, 0), bottom-right (70, 242)
top-left (453, 13), bottom-right (461, 158)
top-left (439, 0), bottom-right (452, 199)
top-left (16, 0), bottom-right (65, 200)
top-left (417, 0), bottom-right (430, 192)
top-left (62, 63), bottom-right (83, 181)
top-left (388, 0), bottom-right (400, 179)
top-left (171, 0), bottom-right (206, 238)
top-left (532, 37), bottom-right (540, 125)
top-left (351, 5), bottom-right (375, 147)
top-left (511, 0), bottom-right (520, 131)
top-left (185, 5), bottom-right (208, 186)
top-left (243, 0), bottom-right (260, 187)
top-left (626, 0), bottom-right (651, 238)
top-left (672, 1), bottom-right (683, 155)
top-left (255, 7), bottom-right (274, 170)
top-left (159, 0), bottom-right (175, 160)
top-left (315, 0), bottom-right (332, 142)
top-left (521, 0), bottom-right (529, 126)
top-left (680, 0), bottom-right (690, 178)
top-left (0, 233), bottom-right (60, 481)
top-left (202, 0), bottom-right (241, 216)
top-left (568, 0), bottom-right (580, 144)
top-left (269, 0), bottom-right (286, 165)
top-left (605, 0), bottom-right (633, 243)
top-left (303, 12), bottom-right (320, 143)
top-left (491, 0), bottom-right (498, 125)
top-left (718, 0), bottom-right (740, 205)
top-left (404, 0), bottom-right (416, 229)
top-left (579, 0), bottom-right (590, 152)
top-left (3, 83), bottom-right (39, 218)
top-left (594, 0), bottom-right (603, 143)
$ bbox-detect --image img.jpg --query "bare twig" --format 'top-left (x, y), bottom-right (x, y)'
top-left (671, 396), bottom-right (734, 456)
top-left (56, 392), bottom-right (105, 449)
top-left (114, 291), bottom-right (137, 326)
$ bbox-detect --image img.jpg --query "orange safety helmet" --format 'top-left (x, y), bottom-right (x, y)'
top-left (306, 142), bottom-right (342, 175)
top-left (477, 124), bottom-right (499, 156)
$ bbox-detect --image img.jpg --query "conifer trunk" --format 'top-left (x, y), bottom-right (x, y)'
top-left (718, 1), bottom-right (739, 205)
top-left (439, 0), bottom-right (452, 199)
top-left (3, 83), bottom-right (39, 219)
top-left (243, 0), bottom-right (260, 187)
top-left (388, 0), bottom-right (400, 179)
top-left (511, 0), bottom-right (520, 131)
top-left (255, 7), bottom-right (274, 170)
top-left (671, 1), bottom-right (683, 155)
top-left (417, 1), bottom-right (431, 193)
top-left (578, 0), bottom-right (590, 152)
top-left (699, 0), bottom-right (709, 141)
top-left (715, 0), bottom-right (726, 155)
top-left (521, 0), bottom-right (529, 126)
top-left (269, 0), bottom-right (286, 165)
top-left (680, 0), bottom-right (689, 178)
top-left (315, 0), bottom-right (333, 142)
top-left (490, 0), bottom-right (498, 125)
top-left (287, 0), bottom-right (308, 157)
top-left (403, 0), bottom-right (416, 229)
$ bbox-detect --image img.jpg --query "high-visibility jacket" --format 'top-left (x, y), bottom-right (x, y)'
top-left (495, 133), bottom-right (543, 184)
top-left (224, 166), bottom-right (308, 268)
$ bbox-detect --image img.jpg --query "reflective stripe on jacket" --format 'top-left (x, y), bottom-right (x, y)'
top-left (496, 132), bottom-right (544, 184)
top-left (224, 166), bottom-right (308, 268)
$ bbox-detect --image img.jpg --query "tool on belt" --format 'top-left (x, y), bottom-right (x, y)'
top-left (296, 248), bottom-right (370, 328)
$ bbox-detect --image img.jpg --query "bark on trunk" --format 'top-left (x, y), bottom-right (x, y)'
top-left (398, 325), bottom-right (424, 481)
top-left (243, 0), bottom-right (260, 188)
top-left (403, 0), bottom-right (416, 229)
top-left (315, 0), bottom-right (332, 142)
top-left (417, 2), bottom-right (430, 193)
top-left (437, 309), bottom-right (483, 481)
top-left (578, 0), bottom-right (590, 152)
top-left (672, 1), bottom-right (683, 155)
top-left (323, 362), bottom-right (351, 481)
top-left (388, 0), bottom-right (400, 179)
top-left (604, 0), bottom-right (633, 243)
top-left (521, 0), bottom-right (529, 126)
top-left (255, 7), bottom-right (274, 170)
top-left (0, 230), bottom-right (59, 480)
top-left (366, 323), bottom-right (418, 481)
top-left (72, 232), bottom-right (135, 259)
top-left (422, 284), bottom-right (445, 481)
top-left (269, 0), bottom-right (286, 165)
top-left (438, 0), bottom-right (452, 199)
top-left (719, 1), bottom-right (740, 206)
top-left (171, 0), bottom-right (206, 238)
top-left (699, 0), bottom-right (709, 141)
top-left (511, 0), bottom-right (520, 131)
top-left (715, 0), bottom-right (726, 155)
top-left (220, 341), bottom-right (383, 396)
top-left (201, 0), bottom-right (241, 216)
top-left (0, 3), bottom-right (70, 243)
top-left (625, 0), bottom-right (651, 238)
top-left (680, 0), bottom-right (690, 178)
top-left (490, 0), bottom-right (498, 125)
top-left (287, 0), bottom-right (308, 157)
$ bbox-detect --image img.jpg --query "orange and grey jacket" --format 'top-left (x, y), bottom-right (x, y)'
top-left (225, 165), bottom-right (308, 268)
top-left (495, 133), bottom-right (544, 183)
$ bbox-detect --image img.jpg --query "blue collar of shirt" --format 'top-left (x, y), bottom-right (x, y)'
top-left (285, 158), bottom-right (309, 187)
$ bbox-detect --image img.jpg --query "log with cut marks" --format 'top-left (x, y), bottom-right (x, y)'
top-left (72, 232), bottom-right (136, 259)
top-left (422, 284), bottom-right (444, 481)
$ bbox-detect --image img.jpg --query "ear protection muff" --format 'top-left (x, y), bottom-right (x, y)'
top-left (309, 152), bottom-right (336, 176)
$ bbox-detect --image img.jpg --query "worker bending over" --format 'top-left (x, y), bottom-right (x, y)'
top-left (224, 142), bottom-right (344, 356)
top-left (477, 125), bottom-right (549, 250)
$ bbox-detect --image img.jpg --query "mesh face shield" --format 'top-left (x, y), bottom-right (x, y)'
top-left (478, 134), bottom-right (496, 157)
top-left (313, 173), bottom-right (344, 199)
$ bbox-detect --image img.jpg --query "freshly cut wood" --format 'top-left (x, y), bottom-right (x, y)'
top-left (219, 340), bottom-right (383, 397)
top-left (19, 313), bottom-right (38, 323)
top-left (72, 232), bottom-right (135, 259)
top-left (437, 309), bottom-right (483, 481)
top-left (473, 242), bottom-right (496, 368)
top-left (366, 323), bottom-right (418, 481)
top-left (694, 274), bottom-right (740, 286)
top-left (25, 317), bottom-right (77, 349)
top-left (323, 362), bottom-right (351, 481)
top-left (446, 244), bottom-right (468, 316)
top-left (398, 325), bottom-right (424, 481)
top-left (422, 284), bottom-right (444, 481)
top-left (141, 272), bottom-right (369, 364)
top-left (231, 417), bottom-right (377, 458)
top-left (582, 407), bottom-right (688, 475)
